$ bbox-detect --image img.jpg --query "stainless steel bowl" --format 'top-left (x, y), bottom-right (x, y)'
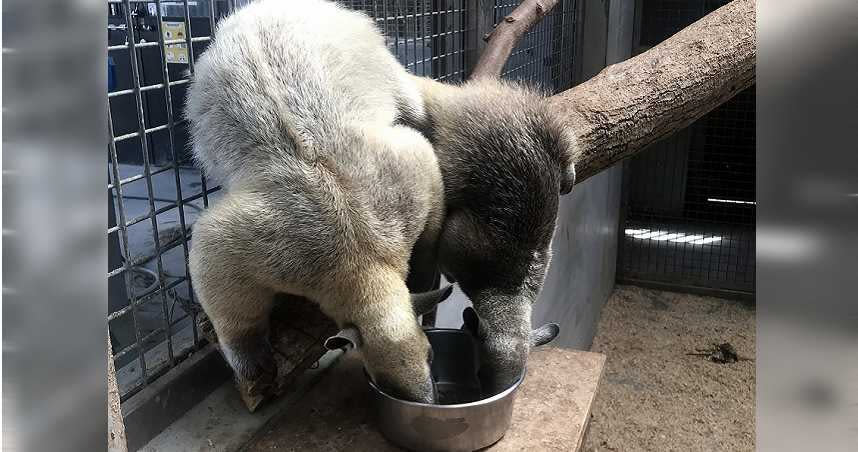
top-left (367, 329), bottom-right (525, 452)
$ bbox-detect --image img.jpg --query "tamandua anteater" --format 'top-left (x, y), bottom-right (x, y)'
top-left (186, 0), bottom-right (449, 403)
top-left (408, 75), bottom-right (571, 396)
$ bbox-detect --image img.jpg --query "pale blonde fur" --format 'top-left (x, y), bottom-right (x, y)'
top-left (186, 0), bottom-right (444, 402)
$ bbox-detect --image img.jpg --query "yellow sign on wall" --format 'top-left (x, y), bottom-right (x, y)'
top-left (162, 20), bottom-right (189, 64)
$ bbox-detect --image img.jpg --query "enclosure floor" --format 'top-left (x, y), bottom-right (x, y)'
top-left (583, 285), bottom-right (755, 452)
top-left (242, 347), bottom-right (605, 451)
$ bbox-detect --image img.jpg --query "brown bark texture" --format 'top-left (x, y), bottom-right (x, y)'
top-left (470, 0), bottom-right (560, 79)
top-left (546, 0), bottom-right (756, 184)
top-left (108, 336), bottom-right (128, 452)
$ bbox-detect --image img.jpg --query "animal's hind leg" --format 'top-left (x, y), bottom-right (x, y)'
top-left (213, 286), bottom-right (275, 390)
top-left (189, 214), bottom-right (277, 400)
top-left (195, 273), bottom-right (277, 398)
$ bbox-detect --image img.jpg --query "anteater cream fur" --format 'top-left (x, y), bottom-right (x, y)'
top-left (185, 0), bottom-right (444, 403)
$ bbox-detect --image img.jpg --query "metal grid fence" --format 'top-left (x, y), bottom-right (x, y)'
top-left (349, 0), bottom-right (472, 82)
top-left (617, 0), bottom-right (755, 295)
top-left (497, 0), bottom-right (576, 92)
top-left (108, 0), bottom-right (578, 400)
top-left (108, 0), bottom-right (224, 401)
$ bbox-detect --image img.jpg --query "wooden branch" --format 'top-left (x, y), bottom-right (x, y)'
top-left (470, 0), bottom-right (560, 79)
top-left (108, 335), bottom-right (128, 452)
top-left (547, 0), bottom-right (756, 184)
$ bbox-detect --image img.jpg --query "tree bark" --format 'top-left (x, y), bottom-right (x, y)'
top-left (546, 0), bottom-right (756, 184)
top-left (470, 0), bottom-right (560, 79)
top-left (108, 335), bottom-right (128, 452)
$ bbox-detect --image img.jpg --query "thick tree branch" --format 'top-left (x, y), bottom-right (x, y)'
top-left (470, 0), bottom-right (560, 79)
top-left (547, 0), bottom-right (756, 184)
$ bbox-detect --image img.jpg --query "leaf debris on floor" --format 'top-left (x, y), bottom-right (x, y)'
top-left (687, 342), bottom-right (753, 364)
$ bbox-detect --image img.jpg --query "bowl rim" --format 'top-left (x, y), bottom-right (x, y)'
top-left (366, 327), bottom-right (527, 409)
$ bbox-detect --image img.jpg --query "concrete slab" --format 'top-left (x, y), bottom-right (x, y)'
top-left (244, 347), bottom-right (606, 452)
top-left (140, 350), bottom-right (344, 452)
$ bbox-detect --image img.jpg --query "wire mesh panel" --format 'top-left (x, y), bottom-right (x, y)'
top-left (496, 0), bottom-right (577, 92)
top-left (343, 0), bottom-right (471, 81)
top-left (617, 0), bottom-right (755, 295)
top-left (107, 0), bottom-right (579, 400)
top-left (347, 0), bottom-right (577, 87)
top-left (108, 0), bottom-right (228, 401)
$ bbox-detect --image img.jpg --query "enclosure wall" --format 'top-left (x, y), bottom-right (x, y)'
top-left (615, 0), bottom-right (756, 298)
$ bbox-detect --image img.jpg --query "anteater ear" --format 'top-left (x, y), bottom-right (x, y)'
top-left (559, 162), bottom-right (576, 195)
top-left (554, 123), bottom-right (577, 195)
top-left (411, 285), bottom-right (454, 316)
top-left (324, 326), bottom-right (362, 351)
top-left (529, 323), bottom-right (560, 347)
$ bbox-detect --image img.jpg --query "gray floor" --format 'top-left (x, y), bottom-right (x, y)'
top-left (141, 350), bottom-right (344, 452)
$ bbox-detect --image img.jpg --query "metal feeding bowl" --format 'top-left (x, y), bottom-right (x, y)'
top-left (367, 328), bottom-right (524, 452)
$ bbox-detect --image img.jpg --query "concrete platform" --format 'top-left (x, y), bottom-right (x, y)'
top-left (244, 347), bottom-right (606, 452)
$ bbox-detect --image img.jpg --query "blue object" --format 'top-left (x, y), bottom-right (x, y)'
top-left (108, 56), bottom-right (117, 92)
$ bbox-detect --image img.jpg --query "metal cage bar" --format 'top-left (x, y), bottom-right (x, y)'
top-left (153, 0), bottom-right (199, 348)
top-left (108, 106), bottom-right (150, 388)
top-left (120, 0), bottom-right (177, 369)
top-left (108, 0), bottom-right (222, 400)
